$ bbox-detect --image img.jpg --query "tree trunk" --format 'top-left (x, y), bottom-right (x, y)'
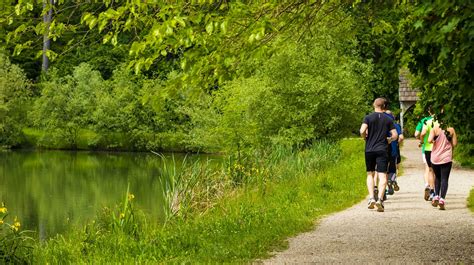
top-left (42, 0), bottom-right (53, 73)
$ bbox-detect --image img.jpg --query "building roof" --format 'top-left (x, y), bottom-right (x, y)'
top-left (399, 70), bottom-right (419, 102)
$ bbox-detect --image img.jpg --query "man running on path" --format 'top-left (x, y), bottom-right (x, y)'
top-left (360, 98), bottom-right (398, 212)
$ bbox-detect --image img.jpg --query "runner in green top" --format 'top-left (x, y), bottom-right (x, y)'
top-left (414, 106), bottom-right (437, 201)
top-left (415, 116), bottom-right (432, 153)
top-left (421, 117), bottom-right (439, 201)
top-left (422, 118), bottom-right (439, 152)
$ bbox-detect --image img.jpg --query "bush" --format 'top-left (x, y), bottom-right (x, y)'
top-left (30, 63), bottom-right (105, 149)
top-left (189, 34), bottom-right (369, 152)
top-left (0, 53), bottom-right (31, 148)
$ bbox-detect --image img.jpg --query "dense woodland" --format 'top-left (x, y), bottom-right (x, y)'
top-left (0, 0), bottom-right (472, 154)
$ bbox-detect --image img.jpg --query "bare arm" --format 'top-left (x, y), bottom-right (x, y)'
top-left (360, 123), bottom-right (368, 139)
top-left (398, 134), bottom-right (404, 143)
top-left (428, 127), bottom-right (436, 144)
top-left (414, 130), bottom-right (420, 139)
top-left (448, 127), bottom-right (457, 147)
top-left (420, 125), bottom-right (427, 143)
top-left (388, 128), bottom-right (398, 143)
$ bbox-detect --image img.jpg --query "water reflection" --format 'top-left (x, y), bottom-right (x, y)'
top-left (0, 150), bottom-right (219, 239)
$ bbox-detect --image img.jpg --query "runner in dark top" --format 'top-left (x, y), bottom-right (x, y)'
top-left (360, 98), bottom-right (398, 212)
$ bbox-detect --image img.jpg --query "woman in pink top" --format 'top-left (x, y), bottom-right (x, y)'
top-left (428, 124), bottom-right (457, 210)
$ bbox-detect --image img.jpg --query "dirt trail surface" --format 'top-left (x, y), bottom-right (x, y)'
top-left (264, 139), bottom-right (474, 264)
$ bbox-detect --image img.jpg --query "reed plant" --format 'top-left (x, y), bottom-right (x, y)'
top-left (29, 139), bottom-right (367, 263)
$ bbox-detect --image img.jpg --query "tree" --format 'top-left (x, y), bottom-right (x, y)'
top-left (31, 63), bottom-right (104, 148)
top-left (188, 16), bottom-right (370, 151)
top-left (401, 0), bottom-right (473, 141)
top-left (0, 53), bottom-right (32, 147)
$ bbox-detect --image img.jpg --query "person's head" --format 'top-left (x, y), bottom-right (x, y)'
top-left (385, 110), bottom-right (395, 120)
top-left (373, 97), bottom-right (387, 111)
top-left (427, 105), bottom-right (434, 116)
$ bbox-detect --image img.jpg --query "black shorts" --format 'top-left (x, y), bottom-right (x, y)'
top-left (365, 151), bottom-right (388, 173)
top-left (425, 151), bottom-right (432, 168)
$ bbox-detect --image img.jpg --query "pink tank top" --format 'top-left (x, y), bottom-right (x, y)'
top-left (431, 130), bottom-right (453, 165)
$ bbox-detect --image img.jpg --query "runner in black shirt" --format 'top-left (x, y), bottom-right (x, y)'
top-left (360, 98), bottom-right (397, 212)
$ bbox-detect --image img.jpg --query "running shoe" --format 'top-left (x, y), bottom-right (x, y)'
top-left (424, 187), bottom-right (430, 201)
top-left (429, 192), bottom-right (434, 201)
top-left (375, 200), bottom-right (384, 212)
top-left (387, 181), bottom-right (394, 195)
top-left (393, 180), bottom-right (399, 191)
top-left (431, 195), bottom-right (439, 207)
top-left (367, 198), bottom-right (376, 209)
top-left (439, 198), bottom-right (446, 210)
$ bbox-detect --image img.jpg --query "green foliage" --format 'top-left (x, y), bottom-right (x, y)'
top-left (190, 33), bottom-right (368, 152)
top-left (0, 203), bottom-right (34, 264)
top-left (350, 2), bottom-right (408, 107)
top-left (31, 63), bottom-right (104, 149)
top-left (468, 189), bottom-right (474, 213)
top-left (401, 1), bottom-right (473, 143)
top-left (0, 53), bottom-right (31, 147)
top-left (454, 137), bottom-right (474, 169)
top-left (30, 139), bottom-right (366, 263)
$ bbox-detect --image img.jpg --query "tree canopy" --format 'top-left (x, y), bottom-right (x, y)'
top-left (0, 1), bottom-right (472, 152)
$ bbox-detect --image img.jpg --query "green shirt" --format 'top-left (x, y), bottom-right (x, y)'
top-left (416, 116), bottom-right (432, 153)
top-left (423, 119), bottom-right (439, 152)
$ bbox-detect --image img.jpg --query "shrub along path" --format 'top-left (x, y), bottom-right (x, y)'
top-left (264, 139), bottom-right (474, 264)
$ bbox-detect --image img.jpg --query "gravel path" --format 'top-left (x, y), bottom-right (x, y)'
top-left (264, 139), bottom-right (474, 264)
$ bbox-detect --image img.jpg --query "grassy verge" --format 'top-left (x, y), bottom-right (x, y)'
top-left (10, 139), bottom-right (367, 263)
top-left (468, 189), bottom-right (474, 213)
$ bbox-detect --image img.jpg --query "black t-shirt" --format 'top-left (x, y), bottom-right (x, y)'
top-left (362, 112), bottom-right (395, 153)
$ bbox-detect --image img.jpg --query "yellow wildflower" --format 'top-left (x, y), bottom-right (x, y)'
top-left (119, 213), bottom-right (125, 219)
top-left (13, 217), bottom-right (20, 230)
top-left (128, 193), bottom-right (135, 201)
top-left (10, 218), bottom-right (20, 232)
top-left (0, 207), bottom-right (7, 214)
top-left (0, 220), bottom-right (3, 225)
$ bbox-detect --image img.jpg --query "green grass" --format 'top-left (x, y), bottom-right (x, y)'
top-left (468, 189), bottom-right (474, 213)
top-left (26, 139), bottom-right (367, 263)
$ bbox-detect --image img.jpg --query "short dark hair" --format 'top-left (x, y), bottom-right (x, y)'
top-left (374, 97), bottom-right (388, 110)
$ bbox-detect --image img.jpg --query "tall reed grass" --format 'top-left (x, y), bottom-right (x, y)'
top-left (29, 139), bottom-right (366, 263)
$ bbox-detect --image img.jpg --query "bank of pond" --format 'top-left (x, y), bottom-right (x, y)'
top-left (0, 139), bottom-right (367, 263)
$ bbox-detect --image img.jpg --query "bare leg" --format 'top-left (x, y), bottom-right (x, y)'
top-left (428, 168), bottom-right (435, 189)
top-left (367, 171), bottom-right (375, 198)
top-left (423, 164), bottom-right (430, 187)
top-left (377, 172), bottom-right (388, 200)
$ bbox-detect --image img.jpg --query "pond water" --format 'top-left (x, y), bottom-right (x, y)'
top-left (0, 150), bottom-right (220, 240)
